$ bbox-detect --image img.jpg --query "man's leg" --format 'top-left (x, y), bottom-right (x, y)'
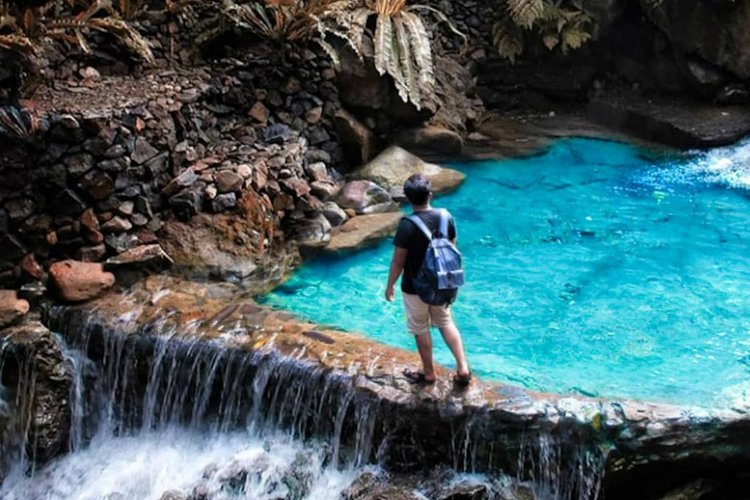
top-left (404, 293), bottom-right (436, 381)
top-left (431, 305), bottom-right (470, 377)
top-left (414, 331), bottom-right (436, 381)
top-left (439, 323), bottom-right (471, 377)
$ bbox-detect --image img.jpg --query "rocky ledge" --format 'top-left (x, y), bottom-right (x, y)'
top-left (42, 275), bottom-right (750, 499)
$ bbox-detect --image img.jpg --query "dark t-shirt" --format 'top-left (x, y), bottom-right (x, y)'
top-left (393, 208), bottom-right (457, 294)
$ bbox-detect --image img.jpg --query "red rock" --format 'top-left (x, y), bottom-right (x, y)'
top-left (49, 260), bottom-right (115, 302)
top-left (21, 254), bottom-right (44, 280)
top-left (0, 290), bottom-right (30, 328)
top-left (105, 244), bottom-right (174, 269)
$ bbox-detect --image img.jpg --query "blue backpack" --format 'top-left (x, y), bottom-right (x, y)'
top-left (407, 209), bottom-right (465, 305)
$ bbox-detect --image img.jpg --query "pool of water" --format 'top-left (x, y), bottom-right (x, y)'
top-left (262, 138), bottom-right (750, 409)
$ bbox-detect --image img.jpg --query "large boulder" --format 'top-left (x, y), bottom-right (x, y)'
top-left (325, 212), bottom-right (403, 253)
top-left (336, 180), bottom-right (395, 215)
top-left (0, 290), bottom-right (29, 328)
top-left (0, 322), bottom-right (72, 466)
top-left (354, 146), bottom-right (465, 194)
top-left (643, 0), bottom-right (750, 80)
top-left (49, 260), bottom-right (115, 302)
top-left (288, 213), bottom-right (332, 250)
top-left (394, 126), bottom-right (464, 156)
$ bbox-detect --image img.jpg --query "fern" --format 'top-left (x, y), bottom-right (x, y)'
top-left (507, 0), bottom-right (545, 29)
top-left (494, 0), bottom-right (593, 62)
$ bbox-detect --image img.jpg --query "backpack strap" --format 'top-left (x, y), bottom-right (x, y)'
top-left (438, 209), bottom-right (449, 238)
top-left (407, 214), bottom-right (433, 241)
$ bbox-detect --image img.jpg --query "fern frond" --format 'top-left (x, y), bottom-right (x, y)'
top-left (400, 11), bottom-right (433, 88)
top-left (393, 16), bottom-right (420, 107)
top-left (561, 26), bottom-right (589, 53)
top-left (506, 0), bottom-right (545, 29)
top-left (492, 17), bottom-right (523, 63)
top-left (373, 12), bottom-right (393, 76)
top-left (89, 17), bottom-right (155, 64)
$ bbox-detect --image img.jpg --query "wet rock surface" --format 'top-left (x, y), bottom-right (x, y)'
top-left (326, 213), bottom-right (403, 254)
top-left (355, 146), bottom-right (465, 194)
top-left (0, 290), bottom-right (29, 329)
top-left (46, 276), bottom-right (750, 500)
top-left (0, 321), bottom-right (73, 467)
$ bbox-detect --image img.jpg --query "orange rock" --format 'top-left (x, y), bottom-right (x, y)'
top-left (20, 254), bottom-right (44, 280)
top-left (49, 260), bottom-right (115, 302)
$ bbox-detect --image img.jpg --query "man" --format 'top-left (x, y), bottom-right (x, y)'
top-left (385, 174), bottom-right (472, 386)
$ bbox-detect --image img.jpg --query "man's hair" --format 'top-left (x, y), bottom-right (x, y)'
top-left (403, 174), bottom-right (431, 205)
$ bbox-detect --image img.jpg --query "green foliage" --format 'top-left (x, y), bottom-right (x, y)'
top-left (0, 0), bottom-right (154, 64)
top-left (219, 0), bottom-right (463, 110)
top-left (493, 0), bottom-right (592, 63)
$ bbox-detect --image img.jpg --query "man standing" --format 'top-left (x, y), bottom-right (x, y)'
top-left (385, 174), bottom-right (472, 386)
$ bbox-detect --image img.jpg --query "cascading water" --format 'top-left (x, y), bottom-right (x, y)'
top-left (0, 303), bottom-right (610, 499)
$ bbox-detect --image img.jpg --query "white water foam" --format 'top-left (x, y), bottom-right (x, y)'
top-left (639, 139), bottom-right (750, 190)
top-left (0, 428), bottom-right (357, 500)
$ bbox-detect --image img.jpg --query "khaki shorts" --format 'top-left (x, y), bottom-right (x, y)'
top-left (403, 293), bottom-right (455, 336)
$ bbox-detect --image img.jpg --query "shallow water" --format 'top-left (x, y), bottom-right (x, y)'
top-left (262, 138), bottom-right (750, 408)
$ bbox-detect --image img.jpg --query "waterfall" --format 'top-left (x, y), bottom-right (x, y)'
top-left (0, 306), bottom-right (611, 499)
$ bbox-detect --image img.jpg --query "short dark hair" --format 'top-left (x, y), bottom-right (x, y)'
top-left (403, 174), bottom-right (432, 205)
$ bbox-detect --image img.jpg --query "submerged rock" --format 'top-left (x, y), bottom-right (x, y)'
top-left (49, 260), bottom-right (115, 302)
top-left (354, 146), bottom-right (465, 194)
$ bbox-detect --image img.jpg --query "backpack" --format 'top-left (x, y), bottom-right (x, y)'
top-left (407, 209), bottom-right (465, 306)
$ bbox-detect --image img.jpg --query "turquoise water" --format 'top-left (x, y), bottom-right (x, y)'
top-left (262, 138), bottom-right (750, 408)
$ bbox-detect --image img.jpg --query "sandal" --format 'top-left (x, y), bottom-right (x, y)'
top-left (403, 368), bottom-right (436, 385)
top-left (453, 371), bottom-right (473, 387)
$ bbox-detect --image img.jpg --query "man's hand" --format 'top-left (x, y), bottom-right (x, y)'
top-left (385, 285), bottom-right (395, 302)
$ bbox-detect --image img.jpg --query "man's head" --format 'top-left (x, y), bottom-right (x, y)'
top-left (403, 174), bottom-right (432, 206)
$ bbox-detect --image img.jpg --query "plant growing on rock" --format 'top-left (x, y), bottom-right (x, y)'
top-left (218, 0), bottom-right (462, 110)
top-left (0, 0), bottom-right (154, 64)
top-left (493, 0), bottom-right (592, 63)
top-left (318, 0), bottom-right (465, 110)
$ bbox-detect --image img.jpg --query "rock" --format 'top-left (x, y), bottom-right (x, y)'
top-left (306, 162), bottom-right (329, 183)
top-left (355, 146), bottom-right (465, 194)
top-left (264, 124), bottom-right (293, 145)
top-left (321, 202), bottom-right (348, 227)
top-left (644, 0), bottom-right (750, 80)
top-left (105, 233), bottom-right (139, 254)
top-left (0, 290), bottom-right (29, 328)
top-left (4, 197), bottom-right (35, 223)
top-left (105, 244), bottom-right (173, 270)
top-left (307, 126), bottom-right (330, 145)
top-left (305, 149), bottom-right (331, 165)
top-left (280, 177), bottom-right (311, 198)
top-left (235, 164), bottom-right (252, 179)
top-left (305, 106), bottom-right (323, 124)
top-left (49, 260), bottom-right (115, 302)
top-left (132, 137), bottom-right (160, 165)
top-left (63, 153), bottom-right (95, 178)
top-left (211, 193), bottom-right (237, 213)
top-left (334, 109), bottom-right (376, 167)
top-left (79, 66), bottom-right (100, 80)
top-left (50, 189), bottom-right (87, 216)
top-left (78, 244), bottom-right (107, 262)
top-left (588, 91), bottom-right (750, 147)
top-left (79, 169), bottom-right (115, 201)
top-left (100, 216), bottom-right (133, 233)
top-left (290, 213), bottom-right (332, 249)
top-left (395, 126), bottom-right (464, 155)
top-left (336, 180), bottom-right (393, 215)
top-left (169, 185), bottom-right (205, 221)
top-left (325, 212), bottom-right (403, 253)
top-left (0, 322), bottom-right (72, 463)
top-left (20, 254), bottom-right (44, 280)
top-left (249, 102), bottom-right (270, 124)
top-left (162, 168), bottom-right (198, 196)
top-left (310, 181), bottom-right (341, 200)
top-left (215, 171), bottom-right (244, 193)
top-left (117, 201), bottom-right (135, 216)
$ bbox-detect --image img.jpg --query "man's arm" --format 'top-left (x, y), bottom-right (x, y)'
top-left (385, 246), bottom-right (408, 302)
